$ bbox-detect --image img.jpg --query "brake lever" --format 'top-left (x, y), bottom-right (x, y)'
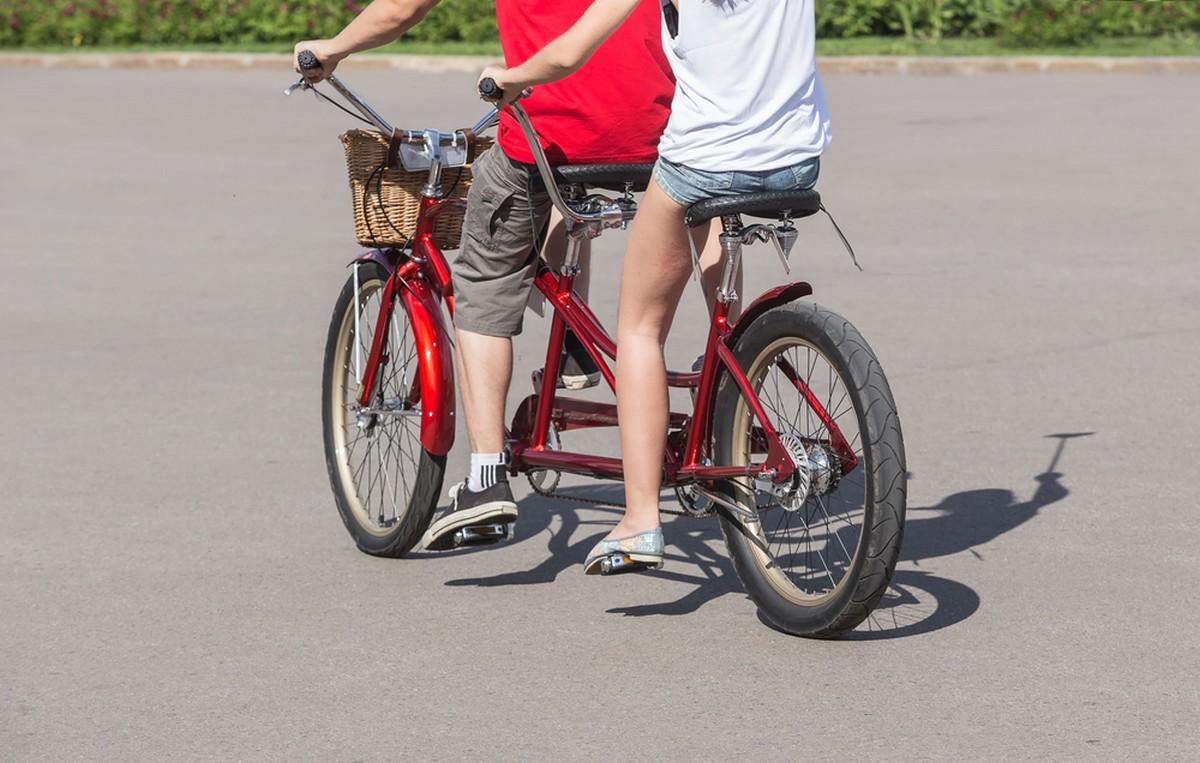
top-left (284, 78), bottom-right (310, 96)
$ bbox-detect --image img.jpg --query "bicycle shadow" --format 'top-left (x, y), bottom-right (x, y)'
top-left (444, 433), bottom-right (1090, 639)
top-left (842, 432), bottom-right (1089, 639)
top-left (441, 486), bottom-right (742, 609)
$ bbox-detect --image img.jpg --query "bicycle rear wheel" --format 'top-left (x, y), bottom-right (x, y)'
top-left (712, 302), bottom-right (906, 637)
top-left (321, 261), bottom-right (445, 556)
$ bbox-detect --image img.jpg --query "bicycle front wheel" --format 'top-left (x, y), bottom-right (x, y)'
top-left (321, 260), bottom-right (445, 557)
top-left (712, 302), bottom-right (906, 637)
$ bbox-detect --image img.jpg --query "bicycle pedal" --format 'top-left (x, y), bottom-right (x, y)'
top-left (452, 523), bottom-right (511, 547)
top-left (598, 553), bottom-right (661, 576)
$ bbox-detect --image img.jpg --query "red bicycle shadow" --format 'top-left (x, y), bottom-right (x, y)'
top-left (444, 433), bottom-right (1090, 640)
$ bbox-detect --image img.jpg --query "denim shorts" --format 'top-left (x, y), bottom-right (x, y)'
top-left (652, 156), bottom-right (821, 208)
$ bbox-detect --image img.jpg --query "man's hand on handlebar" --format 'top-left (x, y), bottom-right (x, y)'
top-left (293, 40), bottom-right (345, 84)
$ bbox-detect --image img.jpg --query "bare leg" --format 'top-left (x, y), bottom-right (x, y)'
top-left (456, 208), bottom-right (593, 458)
top-left (611, 180), bottom-right (693, 536)
top-left (455, 328), bottom-right (511, 454)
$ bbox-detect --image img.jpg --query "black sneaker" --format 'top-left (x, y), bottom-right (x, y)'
top-left (420, 478), bottom-right (518, 551)
top-left (558, 330), bottom-right (601, 390)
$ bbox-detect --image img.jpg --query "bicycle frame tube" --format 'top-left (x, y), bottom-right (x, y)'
top-left (530, 266), bottom-right (580, 449)
top-left (414, 196), bottom-right (462, 303)
top-left (722, 279), bottom-right (856, 473)
top-left (774, 356), bottom-right (859, 474)
top-left (533, 267), bottom-right (615, 377)
top-left (673, 301), bottom-right (796, 484)
top-left (513, 275), bottom-right (798, 487)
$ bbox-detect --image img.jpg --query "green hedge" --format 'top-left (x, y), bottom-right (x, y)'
top-left (817, 1), bottom-right (1200, 46)
top-left (2, 0), bottom-right (1198, 48)
top-left (0, 0), bottom-right (497, 47)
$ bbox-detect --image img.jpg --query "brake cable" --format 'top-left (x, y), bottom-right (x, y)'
top-left (308, 84), bottom-right (375, 127)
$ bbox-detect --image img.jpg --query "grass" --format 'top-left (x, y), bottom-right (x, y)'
top-left (6, 35), bottom-right (1199, 58)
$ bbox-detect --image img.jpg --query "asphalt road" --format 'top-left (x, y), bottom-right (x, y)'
top-left (2, 68), bottom-right (1199, 760)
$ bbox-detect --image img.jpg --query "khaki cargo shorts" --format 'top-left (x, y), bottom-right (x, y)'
top-left (452, 146), bottom-right (551, 337)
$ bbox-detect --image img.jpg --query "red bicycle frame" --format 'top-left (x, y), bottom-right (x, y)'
top-left (348, 193), bottom-right (856, 489)
top-left (350, 196), bottom-right (462, 456)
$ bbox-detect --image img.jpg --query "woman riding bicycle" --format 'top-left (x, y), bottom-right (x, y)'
top-left (479, 0), bottom-right (831, 573)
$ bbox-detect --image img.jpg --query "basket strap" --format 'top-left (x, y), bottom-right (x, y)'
top-left (459, 128), bottom-right (478, 164)
top-left (386, 128), bottom-right (407, 169)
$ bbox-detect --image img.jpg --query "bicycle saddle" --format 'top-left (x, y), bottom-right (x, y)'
top-left (552, 163), bottom-right (655, 192)
top-left (685, 189), bottom-right (822, 226)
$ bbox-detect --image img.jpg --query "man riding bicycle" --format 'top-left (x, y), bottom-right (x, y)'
top-left (296, 0), bottom-right (683, 549)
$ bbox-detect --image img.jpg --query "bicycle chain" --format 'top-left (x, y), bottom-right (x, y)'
top-left (527, 470), bottom-right (694, 517)
top-left (522, 424), bottom-right (696, 517)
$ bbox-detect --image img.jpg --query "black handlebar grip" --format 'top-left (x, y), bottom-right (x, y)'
top-left (297, 50), bottom-right (321, 71)
top-left (478, 77), bottom-right (503, 101)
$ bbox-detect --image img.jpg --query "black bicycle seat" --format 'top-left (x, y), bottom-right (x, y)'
top-left (686, 189), bottom-right (822, 226)
top-left (552, 163), bottom-right (655, 192)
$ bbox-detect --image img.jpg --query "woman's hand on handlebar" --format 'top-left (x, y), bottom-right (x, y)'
top-left (477, 66), bottom-right (526, 105)
top-left (293, 40), bottom-right (345, 84)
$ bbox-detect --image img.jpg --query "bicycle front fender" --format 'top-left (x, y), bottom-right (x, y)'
top-left (726, 281), bottom-right (813, 348)
top-left (349, 248), bottom-right (403, 273)
top-left (398, 277), bottom-right (456, 456)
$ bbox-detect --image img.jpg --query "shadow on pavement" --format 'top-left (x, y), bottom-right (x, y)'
top-left (843, 432), bottom-right (1089, 639)
top-left (445, 433), bottom-right (1090, 638)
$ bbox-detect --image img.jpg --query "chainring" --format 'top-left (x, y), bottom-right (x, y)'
top-left (674, 483), bottom-right (717, 517)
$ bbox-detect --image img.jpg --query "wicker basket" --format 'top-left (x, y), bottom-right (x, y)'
top-left (340, 129), bottom-right (493, 250)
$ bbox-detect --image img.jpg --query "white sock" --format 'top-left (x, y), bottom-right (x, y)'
top-left (468, 452), bottom-right (508, 492)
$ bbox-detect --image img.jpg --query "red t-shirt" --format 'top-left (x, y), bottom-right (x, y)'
top-left (495, 1), bottom-right (674, 166)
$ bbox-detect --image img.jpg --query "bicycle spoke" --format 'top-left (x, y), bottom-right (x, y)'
top-left (735, 338), bottom-right (868, 599)
top-left (329, 276), bottom-right (426, 535)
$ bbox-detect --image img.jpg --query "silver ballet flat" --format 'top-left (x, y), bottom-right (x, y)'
top-left (583, 528), bottom-right (665, 575)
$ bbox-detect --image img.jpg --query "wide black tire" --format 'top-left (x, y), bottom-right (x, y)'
top-left (321, 261), bottom-right (445, 557)
top-left (712, 302), bottom-right (906, 637)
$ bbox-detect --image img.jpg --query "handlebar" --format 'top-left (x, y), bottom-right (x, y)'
top-left (297, 50), bottom-right (320, 71)
top-left (288, 57), bottom-right (634, 229)
top-left (290, 48), bottom-right (397, 135)
top-left (478, 77), bottom-right (503, 102)
top-left (473, 78), bottom-right (631, 227)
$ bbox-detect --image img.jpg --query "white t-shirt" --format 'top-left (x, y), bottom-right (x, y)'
top-left (656, 0), bottom-right (832, 172)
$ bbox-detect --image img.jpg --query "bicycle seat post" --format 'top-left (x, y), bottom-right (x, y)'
top-left (558, 183), bottom-right (595, 279)
top-left (561, 225), bottom-right (585, 278)
top-left (717, 214), bottom-right (745, 305)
